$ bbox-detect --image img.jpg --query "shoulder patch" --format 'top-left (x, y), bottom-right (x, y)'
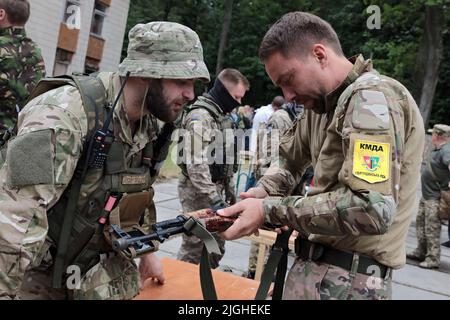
top-left (353, 138), bottom-right (390, 183)
top-left (352, 90), bottom-right (389, 130)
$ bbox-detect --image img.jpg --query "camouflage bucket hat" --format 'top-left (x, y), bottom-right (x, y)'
top-left (428, 124), bottom-right (450, 137)
top-left (119, 21), bottom-right (210, 82)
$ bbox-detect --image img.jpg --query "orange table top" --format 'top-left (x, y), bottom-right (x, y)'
top-left (135, 258), bottom-right (261, 300)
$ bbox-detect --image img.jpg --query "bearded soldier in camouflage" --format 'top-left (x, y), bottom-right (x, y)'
top-left (177, 68), bottom-right (249, 268)
top-left (0, 0), bottom-right (45, 130)
top-left (219, 12), bottom-right (424, 300)
top-left (0, 21), bottom-right (210, 300)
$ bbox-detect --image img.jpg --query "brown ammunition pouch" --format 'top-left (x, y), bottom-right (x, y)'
top-left (294, 237), bottom-right (389, 278)
top-left (105, 190), bottom-right (157, 260)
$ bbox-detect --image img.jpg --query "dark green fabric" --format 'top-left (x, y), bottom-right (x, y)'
top-left (422, 142), bottom-right (450, 200)
top-left (7, 129), bottom-right (54, 187)
top-left (200, 245), bottom-right (218, 300)
top-left (255, 229), bottom-right (293, 300)
top-left (52, 177), bottom-right (85, 288)
top-left (183, 218), bottom-right (221, 300)
top-left (47, 75), bottom-right (107, 288)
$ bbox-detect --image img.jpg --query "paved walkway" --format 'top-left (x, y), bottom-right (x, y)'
top-left (153, 178), bottom-right (450, 300)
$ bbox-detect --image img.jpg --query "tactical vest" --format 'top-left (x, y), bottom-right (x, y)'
top-left (23, 74), bottom-right (172, 286)
top-left (179, 96), bottom-right (237, 183)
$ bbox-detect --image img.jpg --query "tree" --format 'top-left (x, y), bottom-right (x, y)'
top-left (216, 0), bottom-right (234, 74)
top-left (122, 0), bottom-right (450, 123)
top-left (414, 4), bottom-right (444, 128)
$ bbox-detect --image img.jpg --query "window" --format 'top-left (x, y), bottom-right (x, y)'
top-left (90, 1), bottom-right (108, 37)
top-left (53, 48), bottom-right (73, 76)
top-left (84, 57), bottom-right (100, 75)
top-left (63, 0), bottom-right (81, 29)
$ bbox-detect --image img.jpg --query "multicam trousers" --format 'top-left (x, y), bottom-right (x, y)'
top-left (177, 176), bottom-right (226, 268)
top-left (283, 258), bottom-right (392, 300)
top-left (414, 197), bottom-right (441, 263)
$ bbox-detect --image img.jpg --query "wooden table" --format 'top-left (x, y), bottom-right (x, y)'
top-left (135, 258), bottom-right (261, 300)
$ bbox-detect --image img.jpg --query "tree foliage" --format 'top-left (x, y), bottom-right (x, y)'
top-left (123, 0), bottom-right (450, 127)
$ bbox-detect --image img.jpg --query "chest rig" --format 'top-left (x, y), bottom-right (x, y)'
top-left (26, 74), bottom-right (168, 288)
top-left (179, 96), bottom-right (237, 183)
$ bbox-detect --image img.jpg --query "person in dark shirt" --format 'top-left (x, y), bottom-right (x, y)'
top-left (408, 124), bottom-right (450, 268)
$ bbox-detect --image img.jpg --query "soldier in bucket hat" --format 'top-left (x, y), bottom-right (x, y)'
top-left (408, 124), bottom-right (450, 268)
top-left (0, 21), bottom-right (209, 300)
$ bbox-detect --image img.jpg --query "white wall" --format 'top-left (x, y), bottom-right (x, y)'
top-left (26, 0), bottom-right (65, 76)
top-left (100, 0), bottom-right (130, 72)
top-left (25, 0), bottom-right (130, 76)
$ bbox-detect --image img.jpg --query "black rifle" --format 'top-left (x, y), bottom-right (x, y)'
top-left (110, 209), bottom-right (236, 255)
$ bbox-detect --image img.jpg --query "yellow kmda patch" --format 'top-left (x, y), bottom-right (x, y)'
top-left (353, 139), bottom-right (390, 183)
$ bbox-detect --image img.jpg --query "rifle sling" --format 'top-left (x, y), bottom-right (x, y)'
top-left (183, 218), bottom-right (220, 300)
top-left (255, 228), bottom-right (293, 300)
top-left (52, 176), bottom-right (85, 288)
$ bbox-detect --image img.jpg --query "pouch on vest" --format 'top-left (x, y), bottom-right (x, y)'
top-left (72, 255), bottom-right (140, 300)
top-left (105, 190), bottom-right (158, 260)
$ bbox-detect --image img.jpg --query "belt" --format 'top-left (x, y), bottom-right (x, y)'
top-left (294, 237), bottom-right (389, 278)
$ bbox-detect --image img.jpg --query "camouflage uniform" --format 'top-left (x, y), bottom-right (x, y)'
top-left (410, 198), bottom-right (441, 267)
top-left (0, 27), bottom-right (45, 130)
top-left (258, 55), bottom-right (425, 300)
top-left (248, 108), bottom-right (294, 276)
top-left (177, 95), bottom-right (236, 268)
top-left (0, 22), bottom-right (209, 300)
top-left (409, 126), bottom-right (450, 268)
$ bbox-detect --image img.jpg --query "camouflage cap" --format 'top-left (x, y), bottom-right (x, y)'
top-left (428, 124), bottom-right (450, 137)
top-left (119, 21), bottom-right (210, 82)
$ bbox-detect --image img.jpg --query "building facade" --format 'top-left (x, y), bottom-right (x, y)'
top-left (27, 0), bottom-right (130, 76)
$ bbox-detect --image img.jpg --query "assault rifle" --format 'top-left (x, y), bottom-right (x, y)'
top-left (110, 207), bottom-right (289, 301)
top-left (110, 208), bottom-right (236, 254)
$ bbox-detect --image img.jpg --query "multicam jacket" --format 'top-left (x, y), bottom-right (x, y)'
top-left (0, 72), bottom-right (159, 298)
top-left (258, 55), bottom-right (425, 268)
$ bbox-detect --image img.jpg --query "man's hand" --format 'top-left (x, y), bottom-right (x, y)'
top-left (139, 253), bottom-right (165, 287)
top-left (217, 198), bottom-right (265, 240)
top-left (240, 187), bottom-right (268, 199)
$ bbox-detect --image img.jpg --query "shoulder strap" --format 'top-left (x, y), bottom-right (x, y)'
top-left (186, 97), bottom-right (223, 122)
top-left (69, 75), bottom-right (108, 133)
top-left (50, 75), bottom-right (108, 289)
top-left (27, 75), bottom-right (108, 134)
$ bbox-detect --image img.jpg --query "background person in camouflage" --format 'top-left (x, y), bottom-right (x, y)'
top-left (0, 0), bottom-right (45, 130)
top-left (0, 21), bottom-right (210, 300)
top-left (245, 95), bottom-right (299, 279)
top-left (177, 68), bottom-right (249, 268)
top-left (219, 12), bottom-right (424, 300)
top-left (253, 96), bottom-right (286, 181)
top-left (408, 124), bottom-right (450, 269)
